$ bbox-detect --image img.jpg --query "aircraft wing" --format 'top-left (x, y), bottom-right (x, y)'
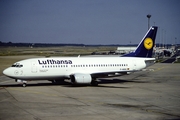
top-left (90, 70), bottom-right (134, 78)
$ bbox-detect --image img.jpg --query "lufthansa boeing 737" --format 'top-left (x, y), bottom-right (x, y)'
top-left (3, 26), bottom-right (158, 87)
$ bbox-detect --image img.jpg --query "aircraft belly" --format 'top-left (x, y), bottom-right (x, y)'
top-left (11, 75), bottom-right (69, 80)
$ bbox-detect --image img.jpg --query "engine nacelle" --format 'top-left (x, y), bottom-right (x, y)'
top-left (70, 74), bottom-right (92, 84)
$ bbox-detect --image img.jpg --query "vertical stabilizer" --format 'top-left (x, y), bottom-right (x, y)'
top-left (123, 26), bottom-right (158, 58)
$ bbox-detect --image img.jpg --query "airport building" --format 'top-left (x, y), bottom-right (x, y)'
top-left (116, 47), bottom-right (136, 54)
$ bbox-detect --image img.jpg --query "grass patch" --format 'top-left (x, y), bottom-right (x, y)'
top-left (0, 46), bottom-right (116, 56)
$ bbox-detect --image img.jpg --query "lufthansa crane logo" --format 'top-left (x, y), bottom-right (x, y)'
top-left (144, 38), bottom-right (153, 50)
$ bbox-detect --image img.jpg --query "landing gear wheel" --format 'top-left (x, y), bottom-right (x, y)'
top-left (91, 80), bottom-right (98, 86)
top-left (23, 83), bottom-right (26, 87)
top-left (51, 80), bottom-right (56, 84)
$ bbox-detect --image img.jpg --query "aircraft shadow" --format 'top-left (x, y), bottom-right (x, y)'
top-left (98, 78), bottom-right (148, 84)
top-left (0, 81), bottom-right (71, 88)
top-left (0, 78), bottom-right (148, 88)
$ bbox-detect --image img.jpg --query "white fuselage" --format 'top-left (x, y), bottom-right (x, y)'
top-left (3, 57), bottom-right (155, 81)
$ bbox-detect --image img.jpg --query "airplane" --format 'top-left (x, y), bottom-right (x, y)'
top-left (3, 26), bottom-right (158, 87)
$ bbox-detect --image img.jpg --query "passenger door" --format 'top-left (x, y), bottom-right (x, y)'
top-left (31, 61), bottom-right (37, 73)
top-left (132, 60), bottom-right (137, 71)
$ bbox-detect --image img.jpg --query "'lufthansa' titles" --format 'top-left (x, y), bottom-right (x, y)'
top-left (38, 59), bottom-right (72, 65)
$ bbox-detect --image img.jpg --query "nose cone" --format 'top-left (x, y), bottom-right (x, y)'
top-left (3, 68), bottom-right (12, 76)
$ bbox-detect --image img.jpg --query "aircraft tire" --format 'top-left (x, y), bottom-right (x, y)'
top-left (91, 80), bottom-right (98, 86)
top-left (23, 83), bottom-right (26, 87)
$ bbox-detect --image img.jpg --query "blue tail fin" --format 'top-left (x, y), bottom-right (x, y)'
top-left (122, 26), bottom-right (158, 58)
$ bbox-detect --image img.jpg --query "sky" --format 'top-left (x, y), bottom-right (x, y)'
top-left (0, 0), bottom-right (180, 45)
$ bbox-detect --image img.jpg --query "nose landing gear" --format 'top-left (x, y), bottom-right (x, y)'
top-left (15, 79), bottom-right (27, 87)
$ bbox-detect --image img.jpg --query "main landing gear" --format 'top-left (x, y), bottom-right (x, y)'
top-left (22, 83), bottom-right (27, 87)
top-left (91, 80), bottom-right (98, 86)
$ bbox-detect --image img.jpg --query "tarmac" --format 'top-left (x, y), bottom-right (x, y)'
top-left (0, 63), bottom-right (180, 120)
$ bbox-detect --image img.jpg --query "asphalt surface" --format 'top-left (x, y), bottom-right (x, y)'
top-left (0, 63), bottom-right (180, 120)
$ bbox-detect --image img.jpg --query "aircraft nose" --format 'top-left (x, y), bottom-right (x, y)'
top-left (3, 68), bottom-right (12, 76)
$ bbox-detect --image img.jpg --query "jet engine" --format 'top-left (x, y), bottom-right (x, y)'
top-left (70, 73), bottom-right (92, 84)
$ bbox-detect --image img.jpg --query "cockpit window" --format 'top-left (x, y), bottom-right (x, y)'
top-left (11, 65), bottom-right (16, 67)
top-left (11, 63), bottom-right (23, 68)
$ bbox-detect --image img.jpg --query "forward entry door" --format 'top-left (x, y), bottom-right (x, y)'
top-left (31, 61), bottom-right (37, 73)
